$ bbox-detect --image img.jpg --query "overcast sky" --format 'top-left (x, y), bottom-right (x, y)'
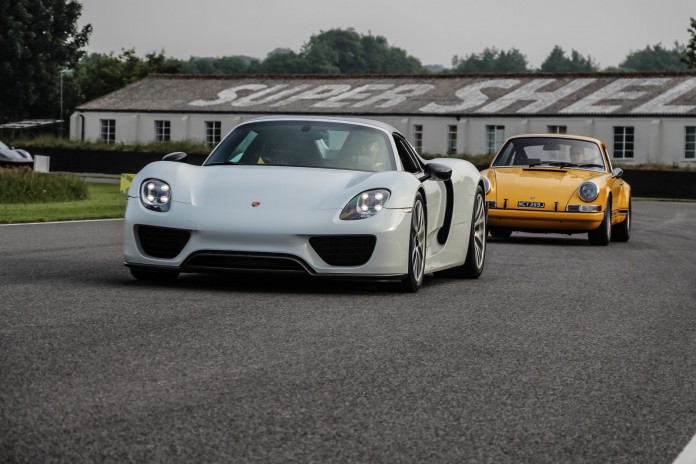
top-left (77, 0), bottom-right (695, 69)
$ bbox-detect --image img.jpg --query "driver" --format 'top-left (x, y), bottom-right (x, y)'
top-left (569, 146), bottom-right (586, 164)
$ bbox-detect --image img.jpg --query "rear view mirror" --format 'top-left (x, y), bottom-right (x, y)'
top-left (163, 152), bottom-right (187, 163)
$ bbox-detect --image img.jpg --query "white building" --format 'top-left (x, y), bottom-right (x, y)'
top-left (71, 73), bottom-right (696, 165)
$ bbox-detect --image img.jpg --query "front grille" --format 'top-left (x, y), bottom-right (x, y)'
top-left (136, 225), bottom-right (191, 259)
top-left (309, 235), bottom-right (376, 266)
top-left (183, 252), bottom-right (308, 273)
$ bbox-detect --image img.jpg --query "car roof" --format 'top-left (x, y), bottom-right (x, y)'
top-left (505, 134), bottom-right (604, 145)
top-left (238, 115), bottom-right (400, 135)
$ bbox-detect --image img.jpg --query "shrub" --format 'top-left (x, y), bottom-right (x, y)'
top-left (9, 136), bottom-right (210, 156)
top-left (0, 167), bottom-right (89, 204)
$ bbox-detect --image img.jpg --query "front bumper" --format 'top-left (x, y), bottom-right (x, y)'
top-left (123, 198), bottom-right (413, 277)
top-left (488, 207), bottom-right (604, 232)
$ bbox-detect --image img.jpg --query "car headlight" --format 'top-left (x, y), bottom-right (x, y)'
top-left (340, 189), bottom-right (390, 220)
top-left (578, 182), bottom-right (599, 202)
top-left (140, 179), bottom-right (172, 212)
top-left (481, 176), bottom-right (491, 194)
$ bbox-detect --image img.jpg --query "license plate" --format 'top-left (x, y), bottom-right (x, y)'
top-left (518, 201), bottom-right (545, 208)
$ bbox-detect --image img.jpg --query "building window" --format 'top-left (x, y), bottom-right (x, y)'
top-left (447, 125), bottom-right (458, 155)
top-left (205, 121), bottom-right (222, 148)
top-left (548, 125), bottom-right (567, 134)
top-left (686, 126), bottom-right (696, 159)
top-left (613, 126), bottom-right (634, 158)
top-left (100, 119), bottom-right (115, 143)
top-left (486, 125), bottom-right (505, 154)
top-left (155, 120), bottom-right (171, 142)
top-left (413, 125), bottom-right (423, 153)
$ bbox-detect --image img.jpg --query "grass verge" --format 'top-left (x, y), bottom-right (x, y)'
top-left (0, 182), bottom-right (126, 224)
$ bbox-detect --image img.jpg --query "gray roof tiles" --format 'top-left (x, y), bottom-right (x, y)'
top-left (77, 73), bottom-right (696, 116)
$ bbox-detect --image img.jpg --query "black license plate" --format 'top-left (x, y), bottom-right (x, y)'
top-left (518, 201), bottom-right (545, 208)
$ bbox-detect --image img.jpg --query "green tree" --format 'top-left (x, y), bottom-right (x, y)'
top-left (619, 43), bottom-right (687, 71)
top-left (182, 55), bottom-right (259, 74)
top-left (683, 17), bottom-right (696, 69)
top-left (0, 0), bottom-right (92, 122)
top-left (72, 49), bottom-right (183, 105)
top-left (299, 29), bottom-right (426, 74)
top-left (451, 47), bottom-right (529, 73)
top-left (540, 46), bottom-right (598, 73)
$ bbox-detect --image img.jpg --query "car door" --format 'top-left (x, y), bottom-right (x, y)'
top-left (392, 134), bottom-right (447, 241)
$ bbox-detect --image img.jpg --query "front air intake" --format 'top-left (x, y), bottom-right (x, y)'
top-left (136, 225), bottom-right (191, 259)
top-left (309, 235), bottom-right (376, 266)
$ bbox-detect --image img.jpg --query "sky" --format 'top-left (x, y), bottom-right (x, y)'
top-left (77, 0), bottom-right (696, 69)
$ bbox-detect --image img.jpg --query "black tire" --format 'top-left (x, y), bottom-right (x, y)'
top-left (489, 227), bottom-right (512, 239)
top-left (588, 197), bottom-right (612, 246)
top-left (129, 266), bottom-right (180, 281)
top-left (396, 193), bottom-right (427, 293)
top-left (437, 185), bottom-right (486, 279)
top-left (612, 199), bottom-right (631, 242)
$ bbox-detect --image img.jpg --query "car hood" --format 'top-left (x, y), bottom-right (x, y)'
top-left (0, 148), bottom-right (26, 161)
top-left (491, 167), bottom-right (604, 210)
top-left (131, 162), bottom-right (420, 211)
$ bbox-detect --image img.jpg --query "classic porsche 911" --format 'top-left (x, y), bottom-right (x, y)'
top-left (481, 134), bottom-right (631, 245)
top-left (123, 116), bottom-right (487, 292)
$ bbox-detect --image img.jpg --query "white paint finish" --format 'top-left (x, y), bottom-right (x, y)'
top-left (632, 78), bottom-right (696, 114)
top-left (419, 79), bottom-right (519, 113)
top-left (232, 85), bottom-right (309, 107)
top-left (476, 78), bottom-right (596, 113)
top-left (271, 84), bottom-right (352, 107)
top-left (188, 84), bottom-right (268, 106)
top-left (350, 84), bottom-right (435, 108)
top-left (672, 432), bottom-right (696, 464)
top-left (560, 78), bottom-right (670, 114)
top-left (313, 84), bottom-right (394, 108)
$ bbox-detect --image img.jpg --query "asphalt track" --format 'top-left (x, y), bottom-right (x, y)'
top-left (1, 200), bottom-right (695, 463)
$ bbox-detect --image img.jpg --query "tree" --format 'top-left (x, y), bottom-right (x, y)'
top-left (0, 0), bottom-right (92, 122)
top-left (619, 43), bottom-right (687, 71)
top-left (540, 46), bottom-right (598, 73)
top-left (451, 47), bottom-right (530, 73)
top-left (72, 49), bottom-right (183, 105)
top-left (299, 29), bottom-right (426, 74)
top-left (683, 17), bottom-right (696, 69)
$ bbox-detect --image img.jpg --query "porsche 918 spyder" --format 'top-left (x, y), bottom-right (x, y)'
top-left (123, 116), bottom-right (487, 291)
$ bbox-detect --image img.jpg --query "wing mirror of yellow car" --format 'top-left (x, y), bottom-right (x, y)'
top-left (612, 167), bottom-right (624, 178)
top-left (424, 162), bottom-right (452, 181)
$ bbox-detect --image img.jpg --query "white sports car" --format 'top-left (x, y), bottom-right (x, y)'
top-left (123, 116), bottom-right (487, 292)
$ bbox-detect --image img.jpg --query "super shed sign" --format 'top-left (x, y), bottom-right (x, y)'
top-left (185, 76), bottom-right (696, 115)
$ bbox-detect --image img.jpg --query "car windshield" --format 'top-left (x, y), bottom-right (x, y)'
top-left (0, 141), bottom-right (9, 149)
top-left (492, 137), bottom-right (606, 171)
top-left (204, 121), bottom-right (396, 172)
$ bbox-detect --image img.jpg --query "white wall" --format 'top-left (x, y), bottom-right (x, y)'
top-left (71, 111), bottom-right (696, 166)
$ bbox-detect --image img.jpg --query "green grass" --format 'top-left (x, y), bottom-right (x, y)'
top-left (0, 168), bottom-right (88, 203)
top-left (0, 182), bottom-right (126, 224)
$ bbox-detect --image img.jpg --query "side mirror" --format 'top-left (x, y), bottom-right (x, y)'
top-left (612, 167), bottom-right (624, 178)
top-left (163, 152), bottom-right (187, 163)
top-left (424, 162), bottom-right (452, 181)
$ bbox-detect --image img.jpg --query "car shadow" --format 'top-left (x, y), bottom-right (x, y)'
top-left (488, 234), bottom-right (591, 246)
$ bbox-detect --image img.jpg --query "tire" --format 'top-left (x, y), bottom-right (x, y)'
top-left (129, 266), bottom-right (180, 281)
top-left (489, 227), bottom-right (512, 239)
top-left (396, 193), bottom-right (427, 293)
top-left (437, 185), bottom-right (486, 279)
top-left (612, 199), bottom-right (631, 242)
top-left (588, 197), bottom-right (612, 246)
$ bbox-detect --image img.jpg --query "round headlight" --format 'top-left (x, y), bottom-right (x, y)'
top-left (140, 179), bottom-right (172, 212)
top-left (481, 176), bottom-right (491, 194)
top-left (578, 182), bottom-right (599, 202)
top-left (340, 189), bottom-right (390, 220)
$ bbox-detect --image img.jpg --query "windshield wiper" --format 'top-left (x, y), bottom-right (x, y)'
top-left (526, 161), bottom-right (578, 168)
top-left (205, 161), bottom-right (231, 166)
top-left (577, 163), bottom-right (604, 168)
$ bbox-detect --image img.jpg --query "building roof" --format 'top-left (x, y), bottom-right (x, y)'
top-left (76, 73), bottom-right (696, 117)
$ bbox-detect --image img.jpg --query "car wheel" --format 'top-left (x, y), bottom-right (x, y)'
top-left (436, 185), bottom-right (486, 279)
top-left (397, 193), bottom-right (426, 293)
top-left (612, 199), bottom-right (631, 242)
top-left (588, 197), bottom-right (612, 246)
top-left (489, 227), bottom-right (512, 238)
top-left (129, 266), bottom-right (180, 281)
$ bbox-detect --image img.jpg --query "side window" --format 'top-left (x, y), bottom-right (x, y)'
top-left (394, 135), bottom-right (422, 174)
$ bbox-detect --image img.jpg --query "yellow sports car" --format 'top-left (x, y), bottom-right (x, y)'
top-left (481, 134), bottom-right (631, 245)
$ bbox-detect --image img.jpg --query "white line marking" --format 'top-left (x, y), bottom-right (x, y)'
top-left (0, 218), bottom-right (123, 226)
top-left (673, 432), bottom-right (696, 464)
